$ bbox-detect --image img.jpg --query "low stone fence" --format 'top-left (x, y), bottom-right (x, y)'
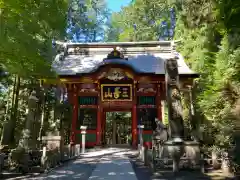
top-left (138, 141), bottom-right (203, 172)
top-left (3, 143), bottom-right (81, 174)
top-left (1, 133), bottom-right (85, 175)
top-left (139, 142), bottom-right (235, 175)
top-left (41, 144), bottom-right (81, 170)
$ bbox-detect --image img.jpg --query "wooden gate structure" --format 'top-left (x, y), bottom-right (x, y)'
top-left (45, 41), bottom-right (198, 148)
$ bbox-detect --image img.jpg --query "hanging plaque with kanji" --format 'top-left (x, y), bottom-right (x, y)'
top-left (101, 84), bottom-right (132, 101)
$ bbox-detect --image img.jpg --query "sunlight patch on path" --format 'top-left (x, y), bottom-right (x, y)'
top-left (89, 153), bottom-right (138, 180)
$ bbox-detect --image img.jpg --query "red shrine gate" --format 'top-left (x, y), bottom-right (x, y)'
top-left (52, 41), bottom-right (198, 148)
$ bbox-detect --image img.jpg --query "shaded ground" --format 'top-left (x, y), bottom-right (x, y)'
top-left (128, 153), bottom-right (236, 180)
top-left (2, 147), bottom-right (237, 180)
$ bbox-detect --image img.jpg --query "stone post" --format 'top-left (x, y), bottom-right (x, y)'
top-left (41, 146), bottom-right (47, 169)
top-left (81, 126), bottom-right (87, 154)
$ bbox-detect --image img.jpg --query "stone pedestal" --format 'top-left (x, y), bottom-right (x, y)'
top-left (184, 141), bottom-right (200, 168)
top-left (81, 126), bottom-right (87, 154)
top-left (165, 139), bottom-right (184, 172)
top-left (156, 140), bottom-right (200, 172)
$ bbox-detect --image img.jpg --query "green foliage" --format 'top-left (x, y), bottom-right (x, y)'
top-left (105, 0), bottom-right (240, 156)
top-left (0, 0), bottom-right (68, 77)
top-left (105, 0), bottom-right (172, 42)
top-left (174, 0), bottom-right (240, 152)
top-left (0, 0), bottom-right (69, 148)
top-left (67, 0), bottom-right (109, 42)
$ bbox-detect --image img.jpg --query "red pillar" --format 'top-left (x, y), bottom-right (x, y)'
top-left (132, 82), bottom-right (137, 148)
top-left (96, 106), bottom-right (102, 145)
top-left (132, 105), bottom-right (137, 148)
top-left (157, 84), bottom-right (162, 121)
top-left (101, 111), bottom-right (106, 146)
top-left (71, 84), bottom-right (78, 144)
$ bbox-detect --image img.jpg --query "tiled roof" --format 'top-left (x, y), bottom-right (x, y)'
top-left (52, 41), bottom-right (198, 76)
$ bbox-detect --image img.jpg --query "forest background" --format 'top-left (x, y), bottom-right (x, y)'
top-left (0, 0), bottom-right (239, 167)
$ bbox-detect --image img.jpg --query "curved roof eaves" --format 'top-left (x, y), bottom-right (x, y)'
top-left (52, 52), bottom-right (198, 76)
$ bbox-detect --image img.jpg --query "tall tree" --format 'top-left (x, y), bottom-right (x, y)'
top-left (105, 0), bottom-right (175, 42)
top-left (67, 0), bottom-right (109, 42)
top-left (0, 0), bottom-right (68, 77)
top-left (0, 0), bottom-right (68, 147)
top-left (173, 0), bottom-right (240, 167)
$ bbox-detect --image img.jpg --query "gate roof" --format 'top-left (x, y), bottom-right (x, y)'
top-left (53, 41), bottom-right (198, 77)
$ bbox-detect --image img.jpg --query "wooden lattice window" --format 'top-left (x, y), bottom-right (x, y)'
top-left (137, 96), bottom-right (156, 105)
top-left (77, 108), bottom-right (97, 130)
top-left (79, 96), bottom-right (98, 105)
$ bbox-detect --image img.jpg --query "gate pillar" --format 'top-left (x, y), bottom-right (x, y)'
top-left (97, 106), bottom-right (102, 145)
top-left (132, 105), bottom-right (137, 148)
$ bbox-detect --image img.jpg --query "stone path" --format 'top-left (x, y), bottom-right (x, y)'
top-left (28, 147), bottom-right (137, 180)
top-left (89, 153), bottom-right (138, 180)
top-left (2, 147), bottom-right (236, 180)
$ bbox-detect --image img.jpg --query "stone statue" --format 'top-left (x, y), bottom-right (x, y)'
top-left (153, 118), bottom-right (168, 143)
top-left (165, 58), bottom-right (184, 139)
top-left (165, 57), bottom-right (185, 172)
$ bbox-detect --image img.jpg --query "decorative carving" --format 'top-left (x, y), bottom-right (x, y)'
top-left (106, 69), bottom-right (125, 81)
top-left (80, 89), bottom-right (96, 92)
top-left (137, 83), bottom-right (156, 93)
top-left (98, 68), bottom-right (133, 81)
top-left (79, 83), bottom-right (97, 92)
top-left (105, 47), bottom-right (125, 60)
top-left (137, 87), bottom-right (156, 93)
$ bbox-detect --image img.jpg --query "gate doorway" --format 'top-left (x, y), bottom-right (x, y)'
top-left (103, 112), bottom-right (132, 146)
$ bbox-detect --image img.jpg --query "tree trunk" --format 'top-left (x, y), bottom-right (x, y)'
top-left (10, 75), bottom-right (21, 146)
top-left (39, 89), bottom-right (46, 142)
top-left (0, 75), bottom-right (20, 147)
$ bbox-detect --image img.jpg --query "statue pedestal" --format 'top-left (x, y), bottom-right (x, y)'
top-left (156, 140), bottom-right (200, 172)
top-left (165, 139), bottom-right (184, 172)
